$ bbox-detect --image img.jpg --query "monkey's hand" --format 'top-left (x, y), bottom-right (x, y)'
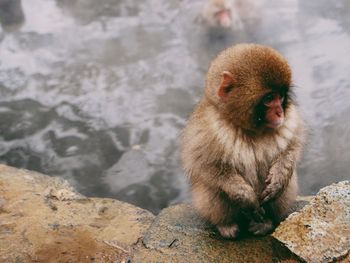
top-left (236, 188), bottom-right (265, 223)
top-left (242, 205), bottom-right (265, 223)
top-left (220, 176), bottom-right (265, 222)
top-left (261, 139), bottom-right (303, 204)
top-left (260, 171), bottom-right (284, 204)
top-left (235, 192), bottom-right (266, 222)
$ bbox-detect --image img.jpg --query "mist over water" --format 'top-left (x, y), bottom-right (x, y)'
top-left (0, 0), bottom-right (349, 213)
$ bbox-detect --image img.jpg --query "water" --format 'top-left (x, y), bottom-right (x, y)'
top-left (0, 0), bottom-right (349, 213)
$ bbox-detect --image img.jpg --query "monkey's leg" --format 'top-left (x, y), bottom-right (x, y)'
top-left (217, 224), bottom-right (240, 239)
top-left (192, 183), bottom-right (240, 239)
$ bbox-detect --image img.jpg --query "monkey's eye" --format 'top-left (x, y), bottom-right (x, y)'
top-left (262, 93), bottom-right (274, 105)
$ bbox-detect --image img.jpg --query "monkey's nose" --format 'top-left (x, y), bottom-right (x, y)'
top-left (276, 108), bottom-right (283, 117)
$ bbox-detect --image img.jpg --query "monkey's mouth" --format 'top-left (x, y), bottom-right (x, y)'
top-left (266, 121), bottom-right (283, 129)
top-left (215, 9), bottom-right (231, 17)
top-left (215, 9), bottom-right (232, 28)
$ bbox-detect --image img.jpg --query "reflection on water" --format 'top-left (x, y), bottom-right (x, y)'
top-left (0, 0), bottom-right (349, 213)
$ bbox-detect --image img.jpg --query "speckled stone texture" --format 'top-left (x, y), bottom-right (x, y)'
top-left (132, 203), bottom-right (299, 263)
top-left (273, 181), bottom-right (350, 263)
top-left (2, 164), bottom-right (347, 263)
top-left (0, 164), bottom-right (154, 263)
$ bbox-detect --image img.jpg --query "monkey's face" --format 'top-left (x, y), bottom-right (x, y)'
top-left (257, 90), bottom-right (287, 130)
top-left (208, 0), bottom-right (232, 28)
top-left (206, 44), bottom-right (293, 133)
top-left (214, 7), bottom-right (231, 28)
top-left (216, 71), bottom-right (290, 133)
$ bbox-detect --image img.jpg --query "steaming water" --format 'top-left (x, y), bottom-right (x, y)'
top-left (0, 0), bottom-right (349, 213)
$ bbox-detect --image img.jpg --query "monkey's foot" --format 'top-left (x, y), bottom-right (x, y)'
top-left (217, 224), bottom-right (239, 239)
top-left (248, 219), bottom-right (274, 236)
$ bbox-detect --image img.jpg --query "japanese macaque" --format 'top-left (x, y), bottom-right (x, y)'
top-left (181, 44), bottom-right (305, 239)
top-left (200, 0), bottom-right (242, 29)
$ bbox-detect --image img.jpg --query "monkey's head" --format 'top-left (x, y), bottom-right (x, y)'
top-left (205, 43), bottom-right (292, 133)
top-left (210, 0), bottom-right (232, 28)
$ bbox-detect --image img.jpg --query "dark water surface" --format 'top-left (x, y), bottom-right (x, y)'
top-left (0, 0), bottom-right (349, 213)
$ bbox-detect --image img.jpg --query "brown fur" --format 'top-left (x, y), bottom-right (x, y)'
top-left (181, 43), bottom-right (305, 238)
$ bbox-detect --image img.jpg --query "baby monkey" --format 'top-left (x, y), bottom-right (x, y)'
top-left (181, 44), bottom-right (305, 239)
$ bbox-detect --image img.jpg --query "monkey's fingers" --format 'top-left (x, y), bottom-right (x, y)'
top-left (252, 211), bottom-right (263, 222)
top-left (260, 187), bottom-right (275, 204)
top-left (243, 207), bottom-right (265, 223)
top-left (242, 211), bottom-right (263, 222)
top-left (261, 181), bottom-right (284, 203)
top-left (253, 207), bottom-right (266, 222)
top-left (265, 176), bottom-right (272, 184)
top-left (259, 207), bottom-right (266, 216)
top-left (260, 188), bottom-right (269, 200)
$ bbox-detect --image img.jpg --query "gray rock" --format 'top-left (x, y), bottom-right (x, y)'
top-left (273, 181), bottom-right (350, 263)
top-left (132, 203), bottom-right (299, 263)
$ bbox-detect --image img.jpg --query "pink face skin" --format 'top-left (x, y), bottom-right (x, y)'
top-left (263, 92), bottom-right (285, 129)
top-left (215, 9), bottom-right (232, 27)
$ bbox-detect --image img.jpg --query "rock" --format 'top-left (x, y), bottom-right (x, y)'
top-left (44, 187), bottom-right (85, 201)
top-left (132, 203), bottom-right (299, 263)
top-left (273, 181), bottom-right (350, 263)
top-left (2, 163), bottom-right (345, 263)
top-left (0, 164), bottom-right (154, 263)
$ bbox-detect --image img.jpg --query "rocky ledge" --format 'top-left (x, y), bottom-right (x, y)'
top-left (273, 181), bottom-right (350, 263)
top-left (0, 164), bottom-right (349, 263)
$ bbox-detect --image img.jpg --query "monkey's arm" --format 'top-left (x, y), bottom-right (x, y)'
top-left (261, 139), bottom-right (303, 204)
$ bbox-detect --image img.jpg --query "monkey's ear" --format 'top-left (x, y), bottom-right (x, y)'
top-left (218, 71), bottom-right (235, 100)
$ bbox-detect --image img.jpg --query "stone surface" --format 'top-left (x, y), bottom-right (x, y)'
top-left (0, 164), bottom-right (155, 263)
top-left (132, 203), bottom-right (299, 263)
top-left (273, 181), bottom-right (350, 263)
top-left (2, 164), bottom-right (347, 263)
